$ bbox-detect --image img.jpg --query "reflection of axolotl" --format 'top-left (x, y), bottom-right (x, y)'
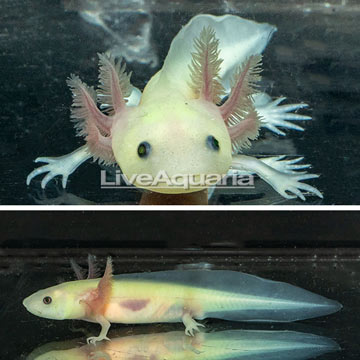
top-left (28, 329), bottom-right (340, 360)
top-left (23, 257), bottom-right (341, 345)
top-left (27, 14), bottom-right (322, 200)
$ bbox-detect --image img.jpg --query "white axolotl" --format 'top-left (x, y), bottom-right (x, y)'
top-left (27, 14), bottom-right (322, 200)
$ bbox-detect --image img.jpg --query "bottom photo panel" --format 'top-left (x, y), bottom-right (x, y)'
top-left (0, 211), bottom-right (358, 359)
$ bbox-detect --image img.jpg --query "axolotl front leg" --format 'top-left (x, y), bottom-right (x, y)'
top-left (78, 257), bottom-right (114, 345)
top-left (26, 90), bottom-right (311, 190)
top-left (26, 75), bottom-right (141, 189)
top-left (230, 154), bottom-right (322, 201)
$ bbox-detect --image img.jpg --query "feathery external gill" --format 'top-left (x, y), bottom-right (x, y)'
top-left (97, 53), bottom-right (133, 115)
top-left (220, 55), bottom-right (263, 152)
top-left (188, 26), bottom-right (226, 104)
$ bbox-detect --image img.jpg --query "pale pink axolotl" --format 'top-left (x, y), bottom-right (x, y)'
top-left (27, 14), bottom-right (322, 200)
top-left (23, 257), bottom-right (341, 345)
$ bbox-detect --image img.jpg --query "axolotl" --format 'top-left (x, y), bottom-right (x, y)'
top-left (27, 14), bottom-right (322, 200)
top-left (23, 257), bottom-right (341, 345)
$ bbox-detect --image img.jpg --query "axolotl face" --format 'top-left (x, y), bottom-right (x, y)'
top-left (112, 98), bottom-right (233, 194)
top-left (23, 282), bottom-right (85, 320)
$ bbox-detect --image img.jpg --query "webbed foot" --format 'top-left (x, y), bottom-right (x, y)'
top-left (254, 93), bottom-right (311, 135)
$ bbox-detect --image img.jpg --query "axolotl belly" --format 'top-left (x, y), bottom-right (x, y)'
top-left (23, 258), bottom-right (341, 345)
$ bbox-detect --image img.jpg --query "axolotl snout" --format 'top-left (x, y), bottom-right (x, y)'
top-left (23, 257), bottom-right (342, 345)
top-left (27, 14), bottom-right (322, 199)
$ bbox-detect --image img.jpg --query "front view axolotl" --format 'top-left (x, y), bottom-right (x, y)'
top-left (27, 14), bottom-right (322, 201)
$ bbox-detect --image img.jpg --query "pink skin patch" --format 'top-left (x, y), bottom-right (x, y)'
top-left (120, 299), bottom-right (150, 311)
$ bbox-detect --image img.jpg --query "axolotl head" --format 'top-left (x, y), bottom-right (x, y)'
top-left (23, 282), bottom-right (86, 321)
top-left (67, 17), bottom-right (263, 194)
top-left (112, 97), bottom-right (233, 194)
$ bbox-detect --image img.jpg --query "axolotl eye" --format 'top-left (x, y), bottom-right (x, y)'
top-left (43, 296), bottom-right (52, 305)
top-left (137, 141), bottom-right (151, 158)
top-left (206, 135), bottom-right (220, 151)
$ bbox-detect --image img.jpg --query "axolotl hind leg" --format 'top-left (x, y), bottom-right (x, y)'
top-left (253, 93), bottom-right (312, 136)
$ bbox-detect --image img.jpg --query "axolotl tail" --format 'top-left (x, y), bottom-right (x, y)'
top-left (115, 270), bottom-right (342, 322)
top-left (200, 270), bottom-right (342, 322)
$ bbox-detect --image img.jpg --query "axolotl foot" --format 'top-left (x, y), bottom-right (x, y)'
top-left (254, 93), bottom-right (312, 136)
top-left (87, 335), bottom-right (111, 346)
top-left (182, 313), bottom-right (205, 336)
top-left (26, 145), bottom-right (91, 189)
top-left (231, 155), bottom-right (323, 201)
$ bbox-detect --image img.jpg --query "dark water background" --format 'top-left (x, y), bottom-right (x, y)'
top-left (1, 0), bottom-right (359, 204)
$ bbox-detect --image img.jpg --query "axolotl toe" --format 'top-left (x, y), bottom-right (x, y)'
top-left (23, 257), bottom-right (341, 345)
top-left (27, 14), bottom-right (322, 200)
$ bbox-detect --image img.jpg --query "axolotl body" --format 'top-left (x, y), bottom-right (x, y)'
top-left (27, 14), bottom-right (322, 200)
top-left (23, 258), bottom-right (341, 345)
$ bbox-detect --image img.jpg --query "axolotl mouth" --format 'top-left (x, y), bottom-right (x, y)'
top-left (23, 295), bottom-right (35, 313)
top-left (23, 293), bottom-right (46, 318)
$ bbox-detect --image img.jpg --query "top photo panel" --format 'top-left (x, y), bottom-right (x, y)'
top-left (2, 0), bottom-right (359, 205)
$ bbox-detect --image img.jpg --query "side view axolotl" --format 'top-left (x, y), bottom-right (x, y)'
top-left (23, 257), bottom-right (342, 345)
top-left (27, 14), bottom-right (322, 200)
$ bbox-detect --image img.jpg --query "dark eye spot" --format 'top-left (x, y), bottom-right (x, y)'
top-left (206, 135), bottom-right (220, 151)
top-left (137, 142), bottom-right (151, 158)
top-left (43, 296), bottom-right (52, 305)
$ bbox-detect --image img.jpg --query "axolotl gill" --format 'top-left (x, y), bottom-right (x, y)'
top-left (27, 14), bottom-right (322, 200)
top-left (23, 257), bottom-right (342, 345)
